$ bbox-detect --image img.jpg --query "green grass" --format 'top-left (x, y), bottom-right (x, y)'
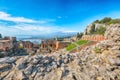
top-left (66, 43), bottom-right (76, 51)
top-left (76, 40), bottom-right (89, 45)
top-left (66, 40), bottom-right (89, 51)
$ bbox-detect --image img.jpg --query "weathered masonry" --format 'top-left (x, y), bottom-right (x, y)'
top-left (81, 35), bottom-right (106, 41)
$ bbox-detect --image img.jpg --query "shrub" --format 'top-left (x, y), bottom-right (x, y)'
top-left (90, 24), bottom-right (96, 34)
top-left (99, 17), bottom-right (112, 23)
top-left (93, 17), bottom-right (120, 25)
top-left (96, 26), bottom-right (106, 35)
top-left (76, 32), bottom-right (83, 39)
top-left (94, 48), bottom-right (101, 53)
top-left (0, 34), bottom-right (2, 38)
top-left (111, 19), bottom-right (120, 24)
top-left (94, 20), bottom-right (99, 23)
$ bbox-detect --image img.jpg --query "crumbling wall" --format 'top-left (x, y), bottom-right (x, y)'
top-left (81, 35), bottom-right (106, 41)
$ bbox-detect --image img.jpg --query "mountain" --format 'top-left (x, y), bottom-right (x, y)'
top-left (16, 31), bottom-right (77, 40)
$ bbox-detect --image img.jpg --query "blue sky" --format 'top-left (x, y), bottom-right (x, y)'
top-left (0, 0), bottom-right (120, 36)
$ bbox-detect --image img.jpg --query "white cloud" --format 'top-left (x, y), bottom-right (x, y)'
top-left (14, 24), bottom-right (52, 31)
top-left (0, 11), bottom-right (56, 24)
top-left (61, 30), bottom-right (77, 33)
top-left (57, 16), bottom-right (62, 19)
top-left (38, 20), bottom-right (47, 24)
top-left (0, 11), bottom-right (37, 23)
top-left (57, 16), bottom-right (69, 19)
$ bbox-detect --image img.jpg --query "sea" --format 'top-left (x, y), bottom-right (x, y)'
top-left (17, 38), bottom-right (42, 44)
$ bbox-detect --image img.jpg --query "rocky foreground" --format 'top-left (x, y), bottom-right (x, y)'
top-left (0, 24), bottom-right (120, 80)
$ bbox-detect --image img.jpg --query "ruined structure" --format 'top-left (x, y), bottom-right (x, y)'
top-left (0, 40), bottom-right (13, 51)
top-left (18, 41), bottom-right (33, 49)
top-left (0, 37), bottom-right (16, 51)
top-left (40, 40), bottom-right (56, 53)
top-left (40, 37), bottom-right (70, 53)
top-left (81, 35), bottom-right (106, 41)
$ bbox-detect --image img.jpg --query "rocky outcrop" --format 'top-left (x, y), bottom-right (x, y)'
top-left (105, 24), bottom-right (120, 41)
top-left (84, 24), bottom-right (93, 34)
top-left (0, 54), bottom-right (76, 80)
top-left (0, 24), bottom-right (120, 80)
top-left (84, 23), bottom-right (106, 34)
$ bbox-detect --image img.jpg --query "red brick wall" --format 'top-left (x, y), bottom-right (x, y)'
top-left (81, 35), bottom-right (106, 41)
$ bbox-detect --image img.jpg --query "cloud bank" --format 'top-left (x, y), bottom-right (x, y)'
top-left (0, 11), bottom-right (77, 36)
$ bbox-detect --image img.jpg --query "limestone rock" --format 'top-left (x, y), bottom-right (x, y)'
top-left (24, 65), bottom-right (33, 75)
top-left (105, 24), bottom-right (120, 41)
top-left (0, 57), bottom-right (17, 64)
top-left (84, 23), bottom-right (106, 35)
top-left (31, 67), bottom-right (38, 78)
top-left (17, 71), bottom-right (28, 80)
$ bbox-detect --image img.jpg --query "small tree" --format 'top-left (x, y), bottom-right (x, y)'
top-left (100, 17), bottom-right (112, 23)
top-left (0, 34), bottom-right (2, 38)
top-left (96, 26), bottom-right (106, 35)
top-left (79, 32), bottom-right (83, 38)
top-left (94, 20), bottom-right (99, 23)
top-left (90, 24), bottom-right (96, 34)
top-left (77, 32), bottom-right (83, 39)
top-left (77, 33), bottom-right (80, 38)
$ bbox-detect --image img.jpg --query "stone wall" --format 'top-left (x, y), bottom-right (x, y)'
top-left (0, 40), bottom-right (13, 51)
top-left (40, 40), bottom-right (70, 52)
top-left (56, 41), bottom-right (70, 50)
top-left (0, 36), bottom-right (17, 51)
top-left (81, 35), bottom-right (106, 41)
top-left (18, 41), bottom-right (33, 49)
